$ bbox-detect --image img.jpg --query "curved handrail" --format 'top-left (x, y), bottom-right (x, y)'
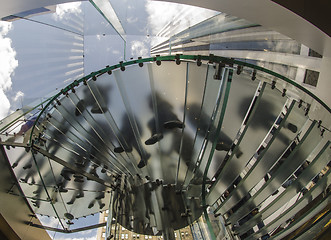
top-left (30, 54), bottom-right (330, 147)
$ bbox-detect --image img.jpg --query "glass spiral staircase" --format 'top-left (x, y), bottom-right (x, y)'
top-left (0, 55), bottom-right (330, 240)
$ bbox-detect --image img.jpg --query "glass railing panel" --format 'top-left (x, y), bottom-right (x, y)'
top-left (227, 120), bottom-right (323, 224)
top-left (206, 80), bottom-right (266, 205)
top-left (176, 63), bottom-right (209, 185)
top-left (51, 102), bottom-right (114, 163)
top-left (31, 152), bottom-right (68, 221)
top-left (83, 1), bottom-right (119, 36)
top-left (42, 122), bottom-right (122, 180)
top-left (12, 175), bottom-right (54, 203)
top-left (80, 71), bottom-right (138, 173)
top-left (247, 171), bottom-right (331, 239)
top-left (0, 118), bottom-right (36, 146)
top-left (182, 65), bottom-right (223, 188)
top-left (207, 69), bottom-right (261, 179)
top-left (235, 141), bottom-right (330, 235)
top-left (45, 94), bottom-right (132, 177)
top-left (4, 145), bottom-right (67, 229)
top-left (22, 143), bottom-right (113, 221)
top-left (200, 68), bottom-right (233, 240)
top-left (251, 67), bottom-right (330, 134)
top-left (146, 61), bottom-right (187, 183)
top-left (67, 85), bottom-right (137, 175)
top-left (50, 183), bottom-right (110, 220)
top-left (216, 100), bottom-right (309, 215)
top-left (207, 81), bottom-right (286, 205)
top-left (112, 64), bottom-right (159, 179)
top-left (0, 107), bottom-right (35, 134)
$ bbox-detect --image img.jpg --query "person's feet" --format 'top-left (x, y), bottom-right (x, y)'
top-left (61, 172), bottom-right (71, 181)
top-left (138, 160), bottom-right (146, 168)
top-left (114, 146), bottom-right (125, 153)
top-left (145, 133), bottom-right (163, 145)
top-left (137, 153), bottom-right (151, 168)
top-left (90, 169), bottom-right (99, 178)
top-left (59, 187), bottom-right (68, 193)
top-left (287, 123), bottom-right (298, 133)
top-left (75, 100), bottom-right (85, 116)
top-left (91, 104), bottom-right (107, 114)
top-left (74, 175), bottom-right (84, 182)
top-left (75, 160), bottom-right (86, 168)
top-left (272, 189), bottom-right (279, 196)
top-left (95, 192), bottom-right (105, 200)
top-left (101, 165), bottom-right (108, 173)
top-left (235, 150), bottom-right (243, 158)
top-left (76, 192), bottom-right (84, 198)
top-left (164, 120), bottom-right (184, 129)
top-left (216, 142), bottom-right (242, 158)
top-left (114, 145), bottom-right (132, 153)
top-left (23, 163), bottom-right (32, 170)
top-left (215, 142), bottom-right (230, 151)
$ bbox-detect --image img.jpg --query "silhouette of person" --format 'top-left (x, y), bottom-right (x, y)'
top-left (113, 113), bottom-right (150, 168)
top-left (75, 83), bottom-right (111, 116)
top-left (144, 93), bottom-right (184, 146)
top-left (186, 103), bottom-right (242, 158)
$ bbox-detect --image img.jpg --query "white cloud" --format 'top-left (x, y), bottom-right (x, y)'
top-left (38, 215), bottom-right (61, 228)
top-left (130, 40), bottom-right (149, 57)
top-left (0, 21), bottom-right (18, 119)
top-left (145, 1), bottom-right (218, 37)
top-left (53, 2), bottom-right (82, 20)
top-left (13, 90), bottom-right (24, 102)
top-left (145, 1), bottom-right (182, 36)
top-left (0, 89), bottom-right (10, 119)
top-left (0, 21), bottom-right (11, 35)
top-left (127, 16), bottom-right (138, 24)
top-left (81, 229), bottom-right (93, 235)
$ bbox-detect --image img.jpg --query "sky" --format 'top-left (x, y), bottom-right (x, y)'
top-left (0, 1), bottom-right (218, 239)
top-left (0, 0), bottom-right (218, 121)
top-left (0, 20), bottom-right (18, 119)
top-left (38, 214), bottom-right (100, 240)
